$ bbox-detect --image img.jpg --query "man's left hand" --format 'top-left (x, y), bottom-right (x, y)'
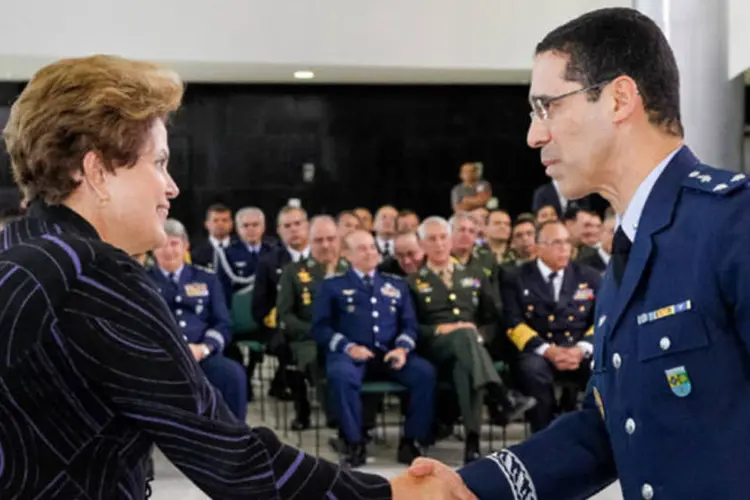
top-left (384, 347), bottom-right (408, 370)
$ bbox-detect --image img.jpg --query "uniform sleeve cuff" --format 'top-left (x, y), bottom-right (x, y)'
top-left (204, 329), bottom-right (225, 353)
top-left (395, 334), bottom-right (416, 352)
top-left (330, 333), bottom-right (351, 353)
top-left (534, 343), bottom-right (551, 357)
top-left (577, 341), bottom-right (594, 358)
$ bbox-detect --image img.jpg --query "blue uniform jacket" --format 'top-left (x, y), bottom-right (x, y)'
top-left (215, 240), bottom-right (273, 303)
top-left (459, 146), bottom-right (750, 499)
top-left (312, 269), bottom-right (418, 355)
top-left (148, 264), bottom-right (232, 353)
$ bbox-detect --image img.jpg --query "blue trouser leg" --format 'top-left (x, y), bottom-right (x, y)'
top-left (201, 354), bottom-right (248, 421)
top-left (326, 353), bottom-right (365, 444)
top-left (389, 354), bottom-right (437, 443)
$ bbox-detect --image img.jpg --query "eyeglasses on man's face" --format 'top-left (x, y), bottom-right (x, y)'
top-left (529, 79), bottom-right (613, 122)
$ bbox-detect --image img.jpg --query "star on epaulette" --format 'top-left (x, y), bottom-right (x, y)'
top-left (683, 167), bottom-right (748, 196)
top-left (193, 265), bottom-right (216, 274)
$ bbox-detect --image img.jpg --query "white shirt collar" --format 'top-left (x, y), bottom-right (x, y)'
top-left (597, 246), bottom-right (611, 265)
top-left (377, 236), bottom-right (394, 250)
top-left (617, 147), bottom-right (682, 242)
top-left (536, 258), bottom-right (563, 282)
top-left (210, 236), bottom-right (231, 248)
top-left (161, 265), bottom-right (184, 282)
top-left (246, 242), bottom-right (262, 253)
top-left (354, 268), bottom-right (376, 280)
top-left (287, 246), bottom-right (310, 263)
top-left (552, 180), bottom-right (567, 211)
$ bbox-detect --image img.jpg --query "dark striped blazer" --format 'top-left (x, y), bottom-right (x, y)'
top-left (0, 202), bottom-right (391, 499)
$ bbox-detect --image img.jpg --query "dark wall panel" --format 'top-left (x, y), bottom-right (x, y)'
top-left (168, 84), bottom-right (546, 237)
top-left (0, 81), bottom-right (554, 237)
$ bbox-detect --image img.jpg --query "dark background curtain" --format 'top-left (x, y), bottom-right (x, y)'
top-left (1, 82), bottom-right (748, 239)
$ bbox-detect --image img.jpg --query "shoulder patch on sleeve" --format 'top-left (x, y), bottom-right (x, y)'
top-left (682, 166), bottom-right (749, 196)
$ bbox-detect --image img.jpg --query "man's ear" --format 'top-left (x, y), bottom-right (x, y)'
top-left (81, 151), bottom-right (111, 203)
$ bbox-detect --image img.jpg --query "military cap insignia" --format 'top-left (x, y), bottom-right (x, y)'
top-left (665, 366), bottom-right (692, 397)
top-left (297, 269), bottom-right (312, 284)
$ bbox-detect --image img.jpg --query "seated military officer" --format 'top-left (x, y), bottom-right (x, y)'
top-left (150, 219), bottom-right (247, 421)
top-left (450, 212), bottom-right (499, 287)
top-left (277, 215), bottom-right (349, 430)
top-left (377, 230), bottom-right (425, 277)
top-left (408, 216), bottom-right (535, 464)
top-left (312, 229), bottom-right (436, 467)
top-left (507, 214), bottom-right (537, 266)
top-left (215, 206), bottom-right (272, 304)
top-left (502, 220), bottom-right (600, 432)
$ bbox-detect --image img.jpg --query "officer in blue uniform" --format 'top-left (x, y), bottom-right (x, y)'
top-left (502, 220), bottom-right (600, 432)
top-left (215, 206), bottom-right (273, 305)
top-left (451, 8), bottom-right (750, 500)
top-left (150, 219), bottom-right (247, 421)
top-left (312, 229), bottom-right (436, 467)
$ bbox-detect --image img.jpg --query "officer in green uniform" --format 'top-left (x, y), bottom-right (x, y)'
top-left (277, 215), bottom-right (349, 430)
top-left (408, 216), bottom-right (536, 464)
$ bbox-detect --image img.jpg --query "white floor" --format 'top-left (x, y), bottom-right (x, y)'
top-left (149, 385), bottom-right (623, 499)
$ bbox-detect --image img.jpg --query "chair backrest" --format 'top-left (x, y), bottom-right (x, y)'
top-left (231, 286), bottom-right (258, 334)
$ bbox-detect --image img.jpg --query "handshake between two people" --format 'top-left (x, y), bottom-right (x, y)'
top-left (390, 457), bottom-right (477, 500)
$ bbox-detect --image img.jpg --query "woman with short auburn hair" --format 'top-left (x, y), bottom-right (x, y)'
top-left (0, 55), bottom-right (455, 500)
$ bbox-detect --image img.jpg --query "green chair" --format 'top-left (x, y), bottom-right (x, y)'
top-left (360, 381), bottom-right (409, 446)
top-left (230, 287), bottom-right (267, 421)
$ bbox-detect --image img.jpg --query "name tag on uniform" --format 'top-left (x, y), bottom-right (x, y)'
top-left (637, 300), bottom-right (692, 325)
top-left (184, 283), bottom-right (209, 297)
top-left (235, 261), bottom-right (247, 268)
top-left (380, 282), bottom-right (401, 299)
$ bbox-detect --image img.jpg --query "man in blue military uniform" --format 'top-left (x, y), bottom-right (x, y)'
top-left (190, 203), bottom-right (237, 269)
top-left (312, 229), bottom-right (436, 467)
top-left (215, 206), bottom-right (273, 304)
top-left (406, 7), bottom-right (750, 500)
top-left (502, 220), bottom-right (600, 432)
top-left (150, 219), bottom-right (247, 421)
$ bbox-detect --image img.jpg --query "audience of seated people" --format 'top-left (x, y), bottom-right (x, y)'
top-left (116, 183), bottom-right (614, 469)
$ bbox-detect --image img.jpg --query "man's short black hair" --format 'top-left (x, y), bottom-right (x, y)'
top-left (536, 7), bottom-right (683, 137)
top-left (206, 203), bottom-right (231, 219)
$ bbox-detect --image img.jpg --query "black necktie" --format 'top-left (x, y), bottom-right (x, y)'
top-left (363, 274), bottom-right (374, 293)
top-left (547, 271), bottom-right (558, 301)
top-left (612, 227), bottom-right (632, 286)
top-left (384, 241), bottom-right (391, 256)
top-left (167, 272), bottom-right (179, 292)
